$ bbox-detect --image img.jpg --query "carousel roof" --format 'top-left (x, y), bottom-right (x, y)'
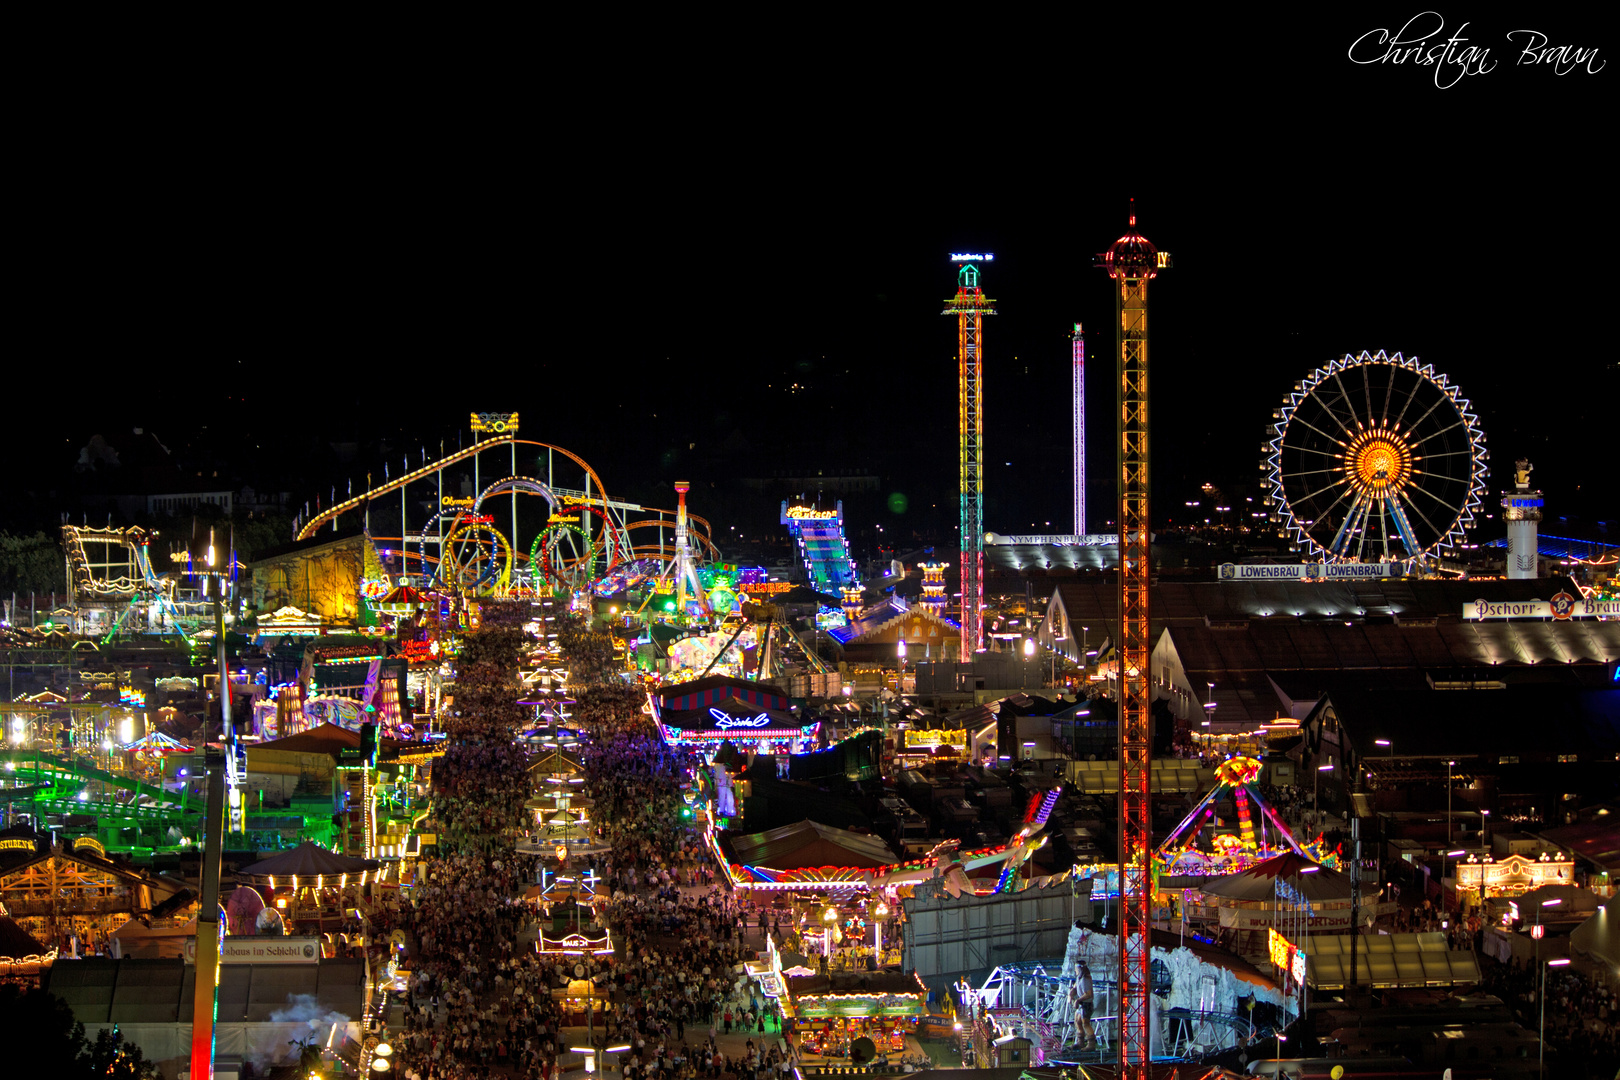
top-left (1198, 851), bottom-right (1351, 902)
top-left (234, 841), bottom-right (378, 880)
top-left (377, 585), bottom-right (428, 611)
top-left (125, 731), bottom-right (193, 753)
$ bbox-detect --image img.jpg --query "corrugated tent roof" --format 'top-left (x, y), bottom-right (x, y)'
top-left (725, 819), bottom-right (897, 869)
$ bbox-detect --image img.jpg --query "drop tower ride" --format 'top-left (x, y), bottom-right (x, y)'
top-left (1072, 323), bottom-right (1087, 536)
top-left (944, 255), bottom-right (996, 660)
top-left (1098, 206), bottom-right (1169, 1079)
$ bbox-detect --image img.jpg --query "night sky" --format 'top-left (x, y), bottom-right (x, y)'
top-left (13, 12), bottom-right (1611, 548)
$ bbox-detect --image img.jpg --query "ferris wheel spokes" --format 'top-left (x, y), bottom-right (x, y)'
top-left (1264, 351), bottom-right (1487, 565)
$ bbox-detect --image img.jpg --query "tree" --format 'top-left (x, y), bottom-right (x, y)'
top-left (0, 986), bottom-right (159, 1079)
top-left (0, 984), bottom-right (87, 1072)
top-left (85, 1027), bottom-right (160, 1079)
top-left (0, 529), bottom-right (68, 594)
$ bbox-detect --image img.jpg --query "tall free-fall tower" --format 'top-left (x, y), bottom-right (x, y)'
top-left (944, 255), bottom-right (996, 660)
top-left (1098, 206), bottom-right (1169, 1079)
top-left (1072, 323), bottom-right (1087, 536)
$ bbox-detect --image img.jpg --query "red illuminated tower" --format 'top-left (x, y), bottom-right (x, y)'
top-left (943, 255), bottom-right (996, 660)
top-left (1098, 205), bottom-right (1169, 1078)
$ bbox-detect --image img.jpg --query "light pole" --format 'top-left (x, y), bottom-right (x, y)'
top-left (823, 905), bottom-right (838, 964)
top-left (873, 899), bottom-right (889, 964)
top-left (1447, 760), bottom-right (1456, 845)
top-left (1532, 897), bottom-right (1559, 1019)
top-left (1316, 762), bottom-right (1334, 830)
top-left (1442, 850), bottom-right (1465, 912)
top-left (1543, 957), bottom-right (1570, 1075)
top-left (1542, 958), bottom-right (1568, 1075)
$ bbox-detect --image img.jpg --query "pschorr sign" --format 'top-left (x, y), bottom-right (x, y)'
top-left (1464, 594), bottom-right (1620, 621)
top-left (1219, 562), bottom-right (1401, 581)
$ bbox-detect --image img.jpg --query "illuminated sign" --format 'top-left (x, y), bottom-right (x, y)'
top-left (1268, 927), bottom-right (1306, 983)
top-left (785, 506), bottom-right (838, 520)
top-left (221, 936), bottom-right (321, 964)
top-left (441, 496), bottom-right (475, 508)
top-left (470, 412), bottom-right (519, 434)
top-left (709, 708), bottom-right (771, 730)
top-left (73, 837), bottom-right (106, 857)
top-left (0, 838), bottom-right (35, 852)
top-left (1464, 596), bottom-right (1620, 621)
top-left (741, 581), bottom-right (791, 595)
top-left (400, 640), bottom-right (441, 665)
top-left (904, 729), bottom-right (968, 750)
top-left (949, 253), bottom-right (994, 262)
top-left (1219, 562), bottom-right (1400, 581)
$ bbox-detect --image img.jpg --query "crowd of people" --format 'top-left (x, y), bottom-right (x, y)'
top-left (429, 739), bottom-right (535, 854)
top-left (1479, 954), bottom-right (1619, 1075)
top-left (386, 603), bottom-right (808, 1080)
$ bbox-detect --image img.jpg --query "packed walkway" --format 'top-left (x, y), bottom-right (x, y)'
top-left (385, 607), bottom-right (811, 1080)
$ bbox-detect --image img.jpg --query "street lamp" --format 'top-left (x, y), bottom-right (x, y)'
top-left (1443, 850), bottom-right (1465, 911)
top-left (823, 905), bottom-right (838, 961)
top-left (1315, 762), bottom-right (1334, 829)
top-left (1543, 957), bottom-right (1571, 1075)
top-left (873, 899), bottom-right (889, 962)
top-left (1447, 760), bottom-right (1456, 845)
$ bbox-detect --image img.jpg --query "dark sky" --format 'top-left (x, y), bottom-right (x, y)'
top-left (14, 11), bottom-right (1612, 545)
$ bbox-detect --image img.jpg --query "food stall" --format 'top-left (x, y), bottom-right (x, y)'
top-left (782, 971), bottom-right (928, 1060)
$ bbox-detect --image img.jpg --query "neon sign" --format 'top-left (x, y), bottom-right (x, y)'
top-left (950, 253), bottom-right (994, 262)
top-left (1268, 927), bottom-right (1307, 984)
top-left (470, 412), bottom-right (519, 434)
top-left (709, 708), bottom-right (770, 730)
top-left (785, 506), bottom-right (838, 520)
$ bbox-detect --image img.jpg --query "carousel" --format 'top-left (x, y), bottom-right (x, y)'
top-left (782, 967), bottom-right (928, 1062)
top-left (233, 841), bottom-right (387, 942)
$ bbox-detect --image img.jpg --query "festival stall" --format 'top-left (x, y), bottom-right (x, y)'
top-left (782, 970), bottom-right (928, 1059)
top-left (1457, 851), bottom-right (1575, 906)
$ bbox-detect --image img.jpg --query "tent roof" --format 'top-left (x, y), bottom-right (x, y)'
top-left (657, 675), bottom-right (790, 713)
top-left (0, 915), bottom-right (46, 959)
top-left (234, 841), bottom-right (378, 879)
top-left (725, 819), bottom-right (897, 870)
top-left (1570, 893), bottom-right (1620, 968)
top-left (1198, 851), bottom-right (1352, 902)
top-left (254, 723), bottom-right (361, 756)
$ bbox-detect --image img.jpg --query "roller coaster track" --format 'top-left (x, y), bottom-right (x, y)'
top-left (297, 437), bottom-right (620, 541)
top-left (0, 748), bottom-right (184, 807)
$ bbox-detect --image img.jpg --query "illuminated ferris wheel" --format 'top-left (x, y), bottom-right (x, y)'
top-left (1262, 351), bottom-right (1488, 564)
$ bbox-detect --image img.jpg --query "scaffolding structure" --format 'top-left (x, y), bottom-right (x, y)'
top-left (1098, 206), bottom-right (1170, 1080)
top-left (943, 257), bottom-right (995, 660)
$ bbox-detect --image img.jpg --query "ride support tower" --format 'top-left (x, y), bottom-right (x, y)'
top-left (943, 255), bottom-right (996, 660)
top-left (1098, 205), bottom-right (1169, 1080)
top-left (1072, 323), bottom-right (1087, 537)
top-left (672, 480), bottom-right (709, 619)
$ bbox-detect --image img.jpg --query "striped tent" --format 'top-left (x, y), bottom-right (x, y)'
top-left (657, 675), bottom-right (789, 713)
